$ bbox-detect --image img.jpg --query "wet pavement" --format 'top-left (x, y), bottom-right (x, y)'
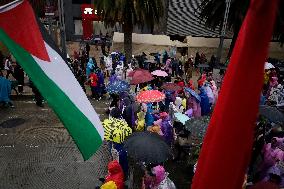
top-left (0, 97), bottom-right (111, 189)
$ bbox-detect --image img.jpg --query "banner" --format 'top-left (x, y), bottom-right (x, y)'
top-left (82, 18), bottom-right (93, 40)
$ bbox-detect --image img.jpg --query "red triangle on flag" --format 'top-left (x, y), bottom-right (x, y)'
top-left (0, 0), bottom-right (50, 61)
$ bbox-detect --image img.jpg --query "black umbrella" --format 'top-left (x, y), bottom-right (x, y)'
top-left (259, 105), bottom-right (284, 123)
top-left (124, 131), bottom-right (171, 164)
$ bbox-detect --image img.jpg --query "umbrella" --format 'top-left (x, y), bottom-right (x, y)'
top-left (103, 118), bottom-right (132, 143)
top-left (264, 62), bottom-right (275, 70)
top-left (197, 64), bottom-right (210, 68)
top-left (185, 116), bottom-right (211, 145)
top-left (136, 90), bottom-right (165, 103)
top-left (151, 70), bottom-right (168, 77)
top-left (130, 69), bottom-right (154, 85)
top-left (106, 80), bottom-right (130, 94)
top-left (124, 131), bottom-right (171, 164)
top-left (161, 83), bottom-right (182, 91)
top-left (184, 87), bottom-right (201, 102)
top-left (174, 112), bottom-right (190, 125)
top-left (259, 105), bottom-right (284, 123)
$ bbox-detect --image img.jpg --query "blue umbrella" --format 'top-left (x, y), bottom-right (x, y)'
top-left (106, 80), bottom-right (130, 94)
top-left (174, 112), bottom-right (190, 125)
top-left (184, 88), bottom-right (201, 102)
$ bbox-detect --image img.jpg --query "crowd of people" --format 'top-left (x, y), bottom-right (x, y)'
top-left (1, 43), bottom-right (284, 188)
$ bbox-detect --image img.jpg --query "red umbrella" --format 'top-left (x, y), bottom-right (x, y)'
top-left (130, 69), bottom-right (154, 85)
top-left (136, 90), bottom-right (165, 103)
top-left (161, 83), bottom-right (182, 91)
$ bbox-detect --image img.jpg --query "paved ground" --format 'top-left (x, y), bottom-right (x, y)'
top-left (0, 96), bottom-right (111, 189)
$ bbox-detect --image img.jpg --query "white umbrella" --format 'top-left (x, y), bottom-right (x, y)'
top-left (264, 62), bottom-right (275, 70)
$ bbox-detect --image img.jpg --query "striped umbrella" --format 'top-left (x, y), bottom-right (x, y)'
top-left (103, 118), bottom-right (132, 144)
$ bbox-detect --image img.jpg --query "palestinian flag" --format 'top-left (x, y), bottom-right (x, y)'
top-left (0, 0), bottom-right (104, 160)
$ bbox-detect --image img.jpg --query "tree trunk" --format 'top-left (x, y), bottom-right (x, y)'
top-left (123, 24), bottom-right (133, 63)
top-left (227, 22), bottom-right (241, 59)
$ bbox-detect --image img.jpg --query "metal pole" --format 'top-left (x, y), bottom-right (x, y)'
top-left (58, 0), bottom-right (67, 58)
top-left (0, 0), bottom-right (22, 12)
top-left (217, 0), bottom-right (231, 64)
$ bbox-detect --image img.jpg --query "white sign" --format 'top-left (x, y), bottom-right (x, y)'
top-left (84, 8), bottom-right (93, 15)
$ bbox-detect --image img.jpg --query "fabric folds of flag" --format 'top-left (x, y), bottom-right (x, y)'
top-left (192, 0), bottom-right (279, 188)
top-left (0, 0), bottom-right (104, 160)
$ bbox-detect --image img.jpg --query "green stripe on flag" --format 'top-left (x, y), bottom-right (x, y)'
top-left (0, 29), bottom-right (102, 160)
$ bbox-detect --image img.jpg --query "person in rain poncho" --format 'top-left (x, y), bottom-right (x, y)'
top-left (199, 87), bottom-right (211, 116)
top-left (170, 97), bottom-right (185, 114)
top-left (109, 71), bottom-right (118, 84)
top-left (125, 63), bottom-right (133, 83)
top-left (100, 181), bottom-right (117, 189)
top-left (103, 160), bottom-right (125, 189)
top-left (86, 58), bottom-right (95, 79)
top-left (0, 73), bottom-right (14, 107)
top-left (154, 112), bottom-right (174, 146)
top-left (210, 80), bottom-right (218, 104)
top-left (145, 103), bottom-right (155, 127)
top-left (204, 83), bottom-right (215, 105)
top-left (151, 165), bottom-right (176, 189)
top-left (136, 103), bottom-right (147, 131)
top-left (96, 69), bottom-right (105, 99)
top-left (258, 137), bottom-right (284, 180)
top-left (115, 64), bottom-right (123, 80)
top-left (186, 93), bottom-right (201, 118)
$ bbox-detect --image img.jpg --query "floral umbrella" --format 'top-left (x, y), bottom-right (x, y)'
top-left (136, 90), bottom-right (165, 103)
top-left (130, 69), bottom-right (154, 85)
top-left (106, 80), bottom-right (130, 94)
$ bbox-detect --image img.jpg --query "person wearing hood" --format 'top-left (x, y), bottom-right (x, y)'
top-left (203, 83), bottom-right (215, 105)
top-left (187, 95), bottom-right (201, 118)
top-left (97, 69), bottom-right (105, 99)
top-left (103, 160), bottom-right (125, 189)
top-left (145, 103), bottom-right (155, 127)
top-left (199, 87), bottom-right (211, 116)
top-left (86, 69), bottom-right (99, 99)
top-left (210, 80), bottom-right (218, 104)
top-left (156, 112), bottom-right (173, 146)
top-left (136, 103), bottom-right (147, 131)
top-left (86, 58), bottom-right (95, 79)
top-left (151, 165), bottom-right (176, 189)
top-left (172, 97), bottom-right (185, 113)
top-left (109, 71), bottom-right (118, 84)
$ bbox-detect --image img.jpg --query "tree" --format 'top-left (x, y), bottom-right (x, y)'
top-left (199, 0), bottom-right (284, 58)
top-left (95, 0), bottom-right (164, 61)
top-left (0, 0), bottom-right (45, 17)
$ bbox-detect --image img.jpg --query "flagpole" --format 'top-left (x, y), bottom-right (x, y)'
top-left (58, 0), bottom-right (67, 58)
top-left (0, 0), bottom-right (23, 12)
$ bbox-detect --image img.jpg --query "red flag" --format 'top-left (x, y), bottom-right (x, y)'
top-left (191, 0), bottom-right (279, 188)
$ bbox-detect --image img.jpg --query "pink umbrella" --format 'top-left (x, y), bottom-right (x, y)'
top-left (151, 70), bottom-right (168, 77)
top-left (130, 69), bottom-right (154, 85)
top-left (136, 90), bottom-right (165, 103)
